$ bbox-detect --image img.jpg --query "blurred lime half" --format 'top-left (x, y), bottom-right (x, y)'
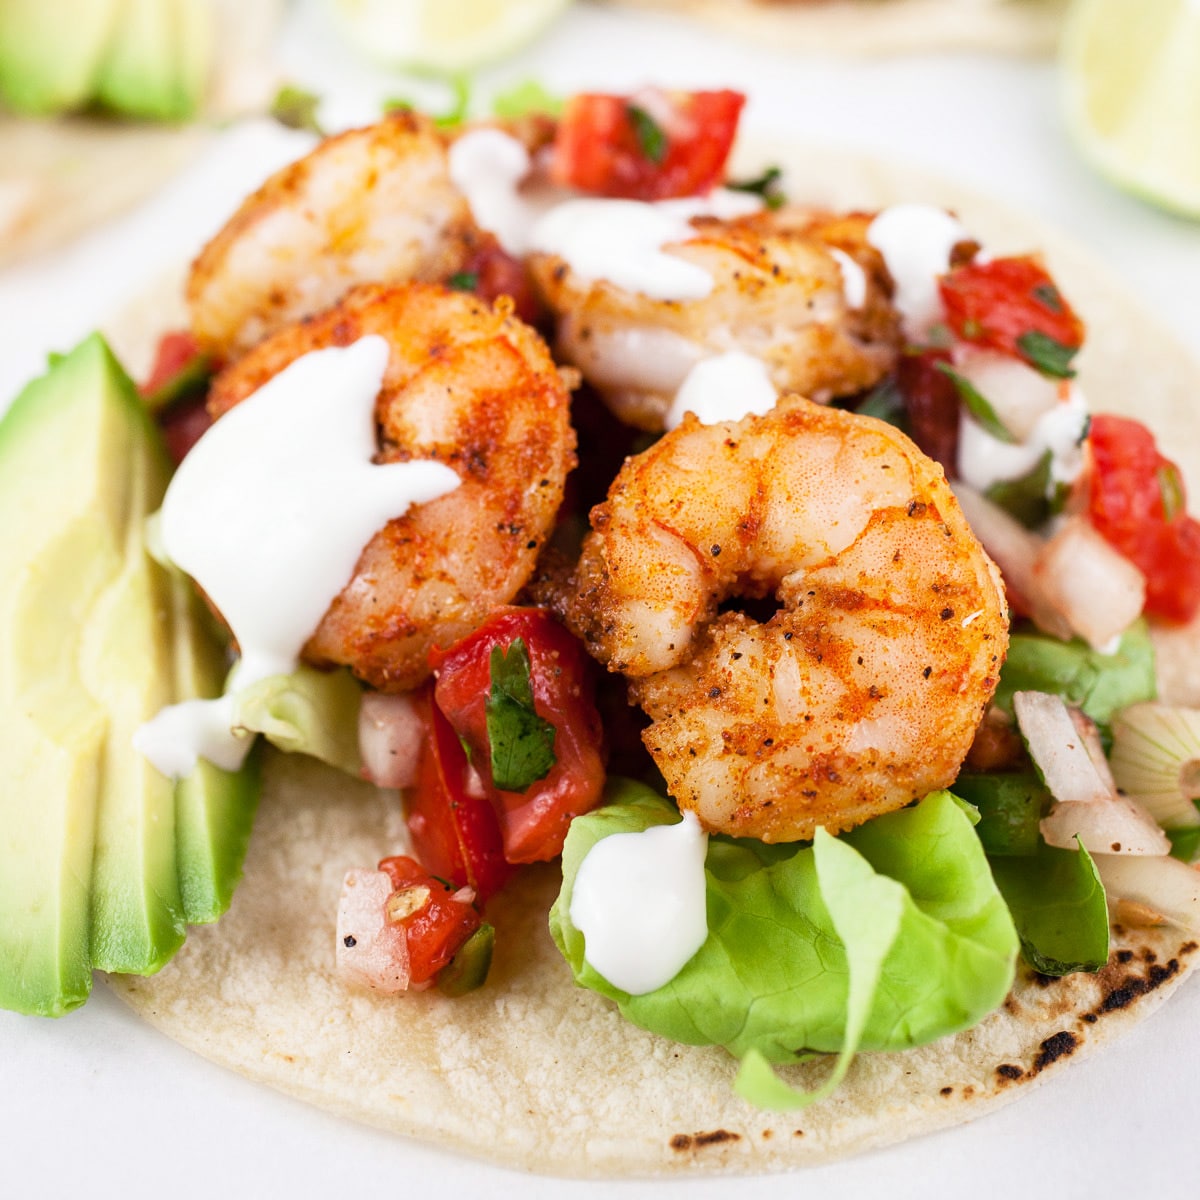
top-left (328, 0), bottom-right (572, 73)
top-left (1061, 0), bottom-right (1200, 219)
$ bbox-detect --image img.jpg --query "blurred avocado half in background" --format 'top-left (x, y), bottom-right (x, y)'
top-left (0, 0), bottom-right (215, 120)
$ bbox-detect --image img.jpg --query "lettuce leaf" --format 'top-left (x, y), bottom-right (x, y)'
top-left (989, 840), bottom-right (1109, 976)
top-left (550, 780), bottom-right (1018, 1109)
top-left (231, 665), bottom-right (363, 776)
top-left (993, 620), bottom-right (1157, 726)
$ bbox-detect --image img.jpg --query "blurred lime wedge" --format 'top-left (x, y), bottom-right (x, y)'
top-left (327, 0), bottom-right (572, 72)
top-left (1061, 0), bottom-right (1200, 219)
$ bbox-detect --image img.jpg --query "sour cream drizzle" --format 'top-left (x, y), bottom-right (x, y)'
top-left (867, 203), bottom-right (972, 334)
top-left (664, 351), bottom-right (778, 430)
top-left (449, 129), bottom-right (761, 301)
top-left (133, 337), bottom-right (461, 778)
top-left (570, 810), bottom-right (709, 995)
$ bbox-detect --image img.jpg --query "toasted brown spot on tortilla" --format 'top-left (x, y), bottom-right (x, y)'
top-left (1082, 1012), bottom-right (1098, 1024)
top-left (995, 1063), bottom-right (1023, 1082)
top-left (793, 1130), bottom-right (805, 1138)
top-left (761, 1129), bottom-right (773, 1139)
top-left (1094, 959), bottom-right (1181, 1015)
top-left (939, 1086), bottom-right (953, 1097)
top-left (670, 1129), bottom-right (740, 1151)
top-left (1116, 949), bottom-right (1135, 964)
top-left (1033, 1030), bottom-right (1078, 1071)
top-left (1183, 941), bottom-right (1199, 955)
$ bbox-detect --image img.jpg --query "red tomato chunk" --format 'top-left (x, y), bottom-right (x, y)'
top-left (432, 607), bottom-right (607, 864)
top-left (406, 684), bottom-right (514, 904)
top-left (377, 855), bottom-right (482, 985)
top-left (552, 88), bottom-right (745, 201)
top-left (939, 256), bottom-right (1085, 371)
top-left (1087, 414), bottom-right (1200, 622)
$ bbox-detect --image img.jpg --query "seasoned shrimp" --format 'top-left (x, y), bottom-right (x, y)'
top-left (528, 207), bottom-right (900, 431)
top-left (209, 283), bottom-right (576, 692)
top-left (189, 111), bottom-right (480, 360)
top-left (564, 395), bottom-right (1008, 841)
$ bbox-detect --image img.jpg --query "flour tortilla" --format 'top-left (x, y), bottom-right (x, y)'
top-left (605, 0), bottom-right (1069, 57)
top-left (107, 143), bottom-right (1200, 1177)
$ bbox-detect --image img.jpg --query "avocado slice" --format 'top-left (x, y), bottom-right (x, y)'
top-left (83, 420), bottom-right (187, 975)
top-left (169, 571), bottom-right (260, 925)
top-left (0, 335), bottom-right (138, 1014)
top-left (0, 0), bottom-right (121, 114)
top-left (0, 334), bottom-right (260, 1015)
top-left (93, 0), bottom-right (213, 121)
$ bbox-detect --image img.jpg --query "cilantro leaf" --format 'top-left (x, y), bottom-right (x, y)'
top-left (486, 638), bottom-right (556, 792)
top-left (1016, 330), bottom-right (1078, 379)
top-left (1158, 462), bottom-right (1186, 521)
top-left (935, 361), bottom-right (1016, 443)
top-left (1032, 282), bottom-right (1064, 313)
top-left (384, 74), bottom-right (471, 129)
top-left (271, 84), bottom-right (324, 135)
top-left (447, 271), bottom-right (479, 292)
top-left (727, 165), bottom-right (787, 210)
top-left (627, 103), bottom-right (667, 164)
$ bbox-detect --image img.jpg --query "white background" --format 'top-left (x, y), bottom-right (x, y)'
top-left (1, 2), bottom-right (1198, 1197)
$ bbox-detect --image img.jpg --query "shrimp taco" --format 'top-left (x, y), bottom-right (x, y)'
top-left (5, 88), bottom-right (1200, 1177)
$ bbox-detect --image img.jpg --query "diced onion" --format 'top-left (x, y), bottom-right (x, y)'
top-left (1014, 690), bottom-right (1170, 855)
top-left (957, 350), bottom-right (1060, 442)
top-left (336, 868), bottom-right (411, 993)
top-left (358, 691), bottom-right (423, 789)
top-left (1031, 516), bottom-right (1146, 651)
top-left (1092, 853), bottom-right (1200, 934)
top-left (952, 485), bottom-right (1145, 650)
top-left (1013, 690), bottom-right (1112, 805)
top-left (1110, 703), bottom-right (1200, 830)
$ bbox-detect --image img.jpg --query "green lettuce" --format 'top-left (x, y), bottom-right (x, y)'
top-left (550, 781), bottom-right (1018, 1109)
top-left (231, 665), bottom-right (363, 776)
top-left (993, 620), bottom-right (1157, 727)
top-left (989, 840), bottom-right (1109, 976)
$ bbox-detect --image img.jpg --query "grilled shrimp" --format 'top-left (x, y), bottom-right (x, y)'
top-left (528, 208), bottom-right (900, 431)
top-left (209, 283), bottom-right (575, 692)
top-left (189, 111), bottom-right (480, 361)
top-left (564, 395), bottom-right (1008, 841)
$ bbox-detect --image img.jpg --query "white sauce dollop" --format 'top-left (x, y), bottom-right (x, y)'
top-left (134, 337), bottom-right (461, 778)
top-left (449, 129), bottom-right (761, 301)
top-left (663, 351), bottom-right (778, 430)
top-left (958, 382), bottom-right (1090, 495)
top-left (570, 810), bottom-right (709, 995)
top-left (829, 247), bottom-right (868, 309)
top-left (867, 203), bottom-right (972, 334)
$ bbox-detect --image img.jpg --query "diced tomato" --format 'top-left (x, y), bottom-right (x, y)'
top-left (139, 329), bottom-right (215, 464)
top-left (894, 348), bottom-right (959, 473)
top-left (551, 88), bottom-right (745, 201)
top-left (1086, 414), bottom-right (1200, 622)
top-left (139, 331), bottom-right (202, 399)
top-left (432, 607), bottom-right (606, 864)
top-left (450, 235), bottom-right (542, 325)
top-left (938, 256), bottom-right (1085, 373)
top-left (406, 684), bottom-right (514, 903)
top-left (376, 855), bottom-right (482, 985)
top-left (159, 397), bottom-right (213, 466)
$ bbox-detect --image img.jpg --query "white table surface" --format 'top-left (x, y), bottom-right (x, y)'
top-left (2, 3), bottom-right (1199, 1198)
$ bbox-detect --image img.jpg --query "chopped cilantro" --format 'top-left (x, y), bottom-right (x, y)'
top-left (1016, 330), bottom-right (1078, 379)
top-left (485, 638), bottom-right (556, 792)
top-left (854, 376), bottom-right (908, 431)
top-left (984, 450), bottom-right (1064, 530)
top-left (448, 271), bottom-right (479, 292)
top-left (1158, 462), bottom-right (1186, 521)
top-left (270, 84), bottom-right (324, 135)
top-left (627, 103), bottom-right (667, 164)
top-left (935, 362), bottom-right (1016, 443)
top-left (727, 165), bottom-right (787, 210)
top-left (492, 79), bottom-right (564, 119)
top-left (1032, 282), bottom-right (1064, 313)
